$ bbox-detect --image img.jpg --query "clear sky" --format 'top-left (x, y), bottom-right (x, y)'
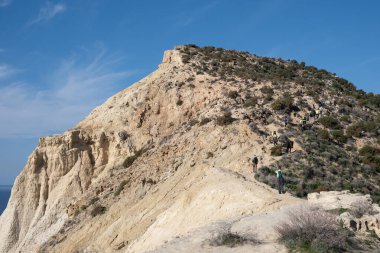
top-left (0, 0), bottom-right (379, 185)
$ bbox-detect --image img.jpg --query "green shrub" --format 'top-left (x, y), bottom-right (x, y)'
top-left (332, 130), bottom-right (347, 143)
top-left (216, 111), bottom-right (234, 126)
top-left (318, 129), bottom-right (330, 140)
top-left (271, 94), bottom-right (294, 111)
top-left (114, 180), bottom-right (129, 197)
top-left (90, 205), bottom-right (106, 217)
top-left (209, 230), bottom-right (259, 248)
top-left (320, 116), bottom-right (341, 129)
top-left (89, 197), bottom-right (99, 205)
top-left (260, 86), bottom-right (274, 95)
top-left (346, 121), bottom-right (377, 137)
top-left (123, 148), bottom-right (146, 168)
top-left (359, 145), bottom-right (380, 169)
top-left (340, 115), bottom-right (350, 123)
top-left (176, 99), bottom-right (183, 106)
top-left (199, 117), bottom-right (211, 126)
top-left (271, 145), bottom-right (283, 156)
top-left (277, 206), bottom-right (352, 253)
top-left (227, 90), bottom-right (239, 99)
top-left (243, 97), bottom-right (258, 107)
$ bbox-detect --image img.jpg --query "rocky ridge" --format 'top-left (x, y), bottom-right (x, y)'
top-left (0, 45), bottom-right (379, 253)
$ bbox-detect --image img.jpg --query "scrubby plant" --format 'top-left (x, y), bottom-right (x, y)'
top-left (114, 180), bottom-right (129, 197)
top-left (346, 120), bottom-right (378, 137)
top-left (317, 129), bottom-right (330, 140)
top-left (359, 145), bottom-right (380, 169)
top-left (271, 145), bottom-right (283, 156)
top-left (243, 97), bottom-right (258, 107)
top-left (332, 130), bottom-right (347, 143)
top-left (320, 116), bottom-right (341, 129)
top-left (260, 86), bottom-right (274, 95)
top-left (209, 230), bottom-right (259, 248)
top-left (216, 111), bottom-right (234, 126)
top-left (277, 206), bottom-right (353, 253)
top-left (227, 90), bottom-right (239, 99)
top-left (123, 148), bottom-right (146, 168)
top-left (350, 199), bottom-right (374, 218)
top-left (199, 117), bottom-right (211, 126)
top-left (271, 93), bottom-right (294, 111)
top-left (90, 205), bottom-right (106, 217)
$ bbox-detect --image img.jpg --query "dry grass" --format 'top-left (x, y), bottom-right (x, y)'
top-left (276, 206), bottom-right (353, 253)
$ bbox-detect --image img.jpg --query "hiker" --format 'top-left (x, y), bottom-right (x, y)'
top-left (310, 109), bottom-right (316, 120)
top-left (272, 131), bottom-right (278, 145)
top-left (252, 156), bottom-right (259, 173)
top-left (319, 106), bottom-right (324, 116)
top-left (284, 115), bottom-right (289, 127)
top-left (286, 139), bottom-right (293, 153)
top-left (315, 109), bottom-right (320, 119)
top-left (276, 166), bottom-right (285, 194)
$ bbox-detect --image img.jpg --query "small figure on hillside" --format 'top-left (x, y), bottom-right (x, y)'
top-left (272, 131), bottom-right (278, 145)
top-left (286, 139), bottom-right (293, 153)
top-left (252, 156), bottom-right (259, 173)
top-left (276, 166), bottom-right (285, 194)
top-left (310, 109), bottom-right (316, 120)
top-left (284, 115), bottom-right (289, 127)
top-left (315, 108), bottom-right (320, 119)
top-left (319, 106), bottom-right (324, 116)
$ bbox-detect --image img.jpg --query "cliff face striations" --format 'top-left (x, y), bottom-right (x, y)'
top-left (0, 45), bottom-right (379, 253)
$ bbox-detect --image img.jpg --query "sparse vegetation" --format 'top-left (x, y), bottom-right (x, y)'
top-left (123, 148), bottom-right (146, 168)
top-left (277, 206), bottom-right (354, 253)
top-left (216, 111), bottom-right (234, 126)
top-left (243, 97), bottom-right (258, 107)
top-left (320, 116), bottom-right (341, 129)
top-left (90, 205), bottom-right (106, 217)
top-left (114, 180), bottom-right (129, 197)
top-left (209, 230), bottom-right (259, 248)
top-left (270, 145), bottom-right (283, 156)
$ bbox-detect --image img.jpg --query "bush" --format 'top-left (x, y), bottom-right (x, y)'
top-left (90, 205), bottom-right (106, 217)
top-left (176, 99), bottom-right (183, 106)
top-left (199, 117), bottom-right (211, 126)
top-left (277, 206), bottom-right (352, 253)
top-left (346, 121), bottom-right (377, 137)
top-left (243, 97), bottom-right (258, 107)
top-left (350, 199), bottom-right (374, 218)
top-left (271, 145), bottom-right (283, 156)
top-left (271, 94), bottom-right (294, 111)
top-left (332, 130), bottom-right (347, 143)
top-left (260, 86), bottom-right (274, 95)
top-left (359, 145), bottom-right (380, 169)
top-left (227, 90), bottom-right (239, 99)
top-left (209, 230), bottom-right (259, 248)
top-left (216, 111), bottom-right (234, 126)
top-left (114, 180), bottom-right (129, 197)
top-left (320, 116), bottom-right (341, 129)
top-left (123, 148), bottom-right (146, 168)
top-left (318, 129), bottom-right (330, 140)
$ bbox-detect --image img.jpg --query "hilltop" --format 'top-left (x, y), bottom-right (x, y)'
top-left (0, 45), bottom-right (379, 253)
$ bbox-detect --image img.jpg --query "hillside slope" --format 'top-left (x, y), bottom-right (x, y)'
top-left (0, 45), bottom-right (379, 253)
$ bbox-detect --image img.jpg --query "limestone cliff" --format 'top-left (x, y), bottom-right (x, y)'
top-left (0, 45), bottom-right (379, 253)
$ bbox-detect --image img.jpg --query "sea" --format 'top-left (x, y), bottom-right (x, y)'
top-left (0, 185), bottom-right (12, 215)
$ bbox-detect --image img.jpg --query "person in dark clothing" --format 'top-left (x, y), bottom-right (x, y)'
top-left (284, 115), bottom-right (289, 127)
top-left (276, 167), bottom-right (285, 194)
top-left (252, 156), bottom-right (259, 173)
top-left (286, 140), bottom-right (293, 153)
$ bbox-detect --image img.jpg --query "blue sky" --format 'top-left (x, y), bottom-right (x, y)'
top-left (0, 0), bottom-right (379, 185)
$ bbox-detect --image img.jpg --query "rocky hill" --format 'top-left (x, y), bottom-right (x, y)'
top-left (0, 45), bottom-right (379, 253)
